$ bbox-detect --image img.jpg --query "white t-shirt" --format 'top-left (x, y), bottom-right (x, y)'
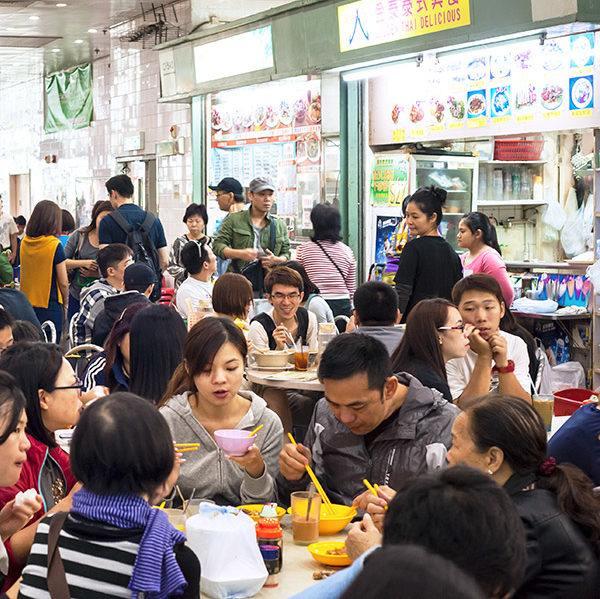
top-left (446, 330), bottom-right (530, 400)
top-left (0, 213), bottom-right (17, 250)
top-left (248, 307), bottom-right (318, 352)
top-left (176, 277), bottom-right (213, 318)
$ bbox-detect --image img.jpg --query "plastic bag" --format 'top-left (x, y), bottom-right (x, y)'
top-left (586, 261), bottom-right (600, 290)
top-left (541, 200), bottom-right (566, 232)
top-left (560, 203), bottom-right (586, 258)
top-left (550, 361), bottom-right (586, 392)
top-left (583, 193), bottom-right (594, 250)
top-left (186, 503), bottom-right (267, 599)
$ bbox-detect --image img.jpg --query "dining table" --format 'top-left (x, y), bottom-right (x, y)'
top-left (245, 368), bottom-right (325, 394)
top-left (200, 515), bottom-right (350, 598)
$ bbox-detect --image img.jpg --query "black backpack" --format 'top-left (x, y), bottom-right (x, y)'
top-left (251, 307), bottom-right (309, 350)
top-left (108, 210), bottom-right (162, 302)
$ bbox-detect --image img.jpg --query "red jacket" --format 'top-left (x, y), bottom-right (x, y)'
top-left (0, 433), bottom-right (75, 591)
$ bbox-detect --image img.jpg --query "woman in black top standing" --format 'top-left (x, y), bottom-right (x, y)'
top-left (394, 186), bottom-right (462, 322)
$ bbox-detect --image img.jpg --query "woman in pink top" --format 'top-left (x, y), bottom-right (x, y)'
top-left (458, 212), bottom-right (514, 308)
top-left (296, 203), bottom-right (356, 318)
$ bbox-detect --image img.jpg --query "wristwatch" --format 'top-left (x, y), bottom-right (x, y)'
top-left (492, 359), bottom-right (515, 374)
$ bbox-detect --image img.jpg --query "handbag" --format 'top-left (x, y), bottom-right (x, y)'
top-left (235, 220), bottom-right (276, 295)
top-left (47, 511), bottom-right (71, 599)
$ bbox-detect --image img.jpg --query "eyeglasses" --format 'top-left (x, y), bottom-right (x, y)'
top-left (438, 323), bottom-right (466, 332)
top-left (271, 292), bottom-right (301, 301)
top-left (53, 377), bottom-right (84, 394)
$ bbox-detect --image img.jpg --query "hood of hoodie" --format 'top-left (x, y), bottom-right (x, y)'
top-left (103, 291), bottom-right (150, 322)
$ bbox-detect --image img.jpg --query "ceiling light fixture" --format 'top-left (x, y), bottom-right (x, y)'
top-left (29, 15), bottom-right (40, 20)
top-left (74, 39), bottom-right (83, 44)
top-left (56, 3), bottom-right (67, 7)
top-left (87, 28), bottom-right (97, 33)
top-left (51, 48), bottom-right (60, 53)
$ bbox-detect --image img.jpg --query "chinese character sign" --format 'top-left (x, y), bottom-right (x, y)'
top-left (338, 0), bottom-right (470, 52)
top-left (370, 156), bottom-right (409, 205)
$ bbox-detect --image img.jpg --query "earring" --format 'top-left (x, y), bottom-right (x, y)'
top-left (487, 469), bottom-right (494, 476)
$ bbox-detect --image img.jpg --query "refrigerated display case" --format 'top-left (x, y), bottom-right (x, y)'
top-left (409, 154), bottom-right (479, 252)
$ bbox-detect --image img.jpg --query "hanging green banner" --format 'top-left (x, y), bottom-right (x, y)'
top-left (44, 64), bottom-right (93, 133)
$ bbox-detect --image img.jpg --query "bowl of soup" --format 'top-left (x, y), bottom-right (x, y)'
top-left (253, 350), bottom-right (293, 368)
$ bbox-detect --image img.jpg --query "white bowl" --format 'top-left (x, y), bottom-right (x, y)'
top-left (254, 350), bottom-right (292, 368)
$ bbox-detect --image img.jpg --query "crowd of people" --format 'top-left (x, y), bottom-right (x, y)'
top-left (0, 178), bottom-right (597, 599)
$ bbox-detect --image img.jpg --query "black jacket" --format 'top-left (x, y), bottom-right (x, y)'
top-left (91, 291), bottom-right (150, 346)
top-left (505, 473), bottom-right (599, 599)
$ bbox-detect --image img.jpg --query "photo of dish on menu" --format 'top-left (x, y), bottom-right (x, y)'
top-left (467, 90), bottom-right (487, 118)
top-left (569, 75), bottom-right (594, 110)
top-left (491, 86), bottom-right (511, 117)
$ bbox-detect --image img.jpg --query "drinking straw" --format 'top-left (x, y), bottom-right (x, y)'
top-left (363, 478), bottom-right (378, 497)
top-left (306, 482), bottom-right (316, 522)
top-left (287, 432), bottom-right (335, 514)
top-left (183, 488), bottom-right (196, 515)
top-left (247, 424), bottom-right (264, 437)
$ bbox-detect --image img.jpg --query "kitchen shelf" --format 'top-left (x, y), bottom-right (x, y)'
top-left (478, 200), bottom-right (548, 207)
top-left (479, 160), bottom-right (547, 165)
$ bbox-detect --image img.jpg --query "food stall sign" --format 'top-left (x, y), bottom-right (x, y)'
top-left (338, 0), bottom-right (471, 53)
top-left (194, 26), bottom-right (273, 84)
top-left (370, 156), bottom-right (409, 206)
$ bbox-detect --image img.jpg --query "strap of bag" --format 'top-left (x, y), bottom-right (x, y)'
top-left (108, 210), bottom-right (133, 236)
top-left (269, 219), bottom-right (275, 253)
top-left (140, 211), bottom-right (156, 234)
top-left (315, 241), bottom-right (347, 287)
top-left (47, 511), bottom-right (71, 599)
top-left (251, 312), bottom-right (277, 350)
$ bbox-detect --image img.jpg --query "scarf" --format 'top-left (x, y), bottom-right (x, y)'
top-left (71, 488), bottom-right (187, 599)
top-left (20, 235), bottom-right (62, 307)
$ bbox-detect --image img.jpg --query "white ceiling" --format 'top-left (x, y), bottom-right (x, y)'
top-left (0, 0), bottom-right (291, 91)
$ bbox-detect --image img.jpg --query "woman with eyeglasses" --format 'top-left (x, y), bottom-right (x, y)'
top-left (0, 342), bottom-right (80, 590)
top-left (391, 298), bottom-right (471, 402)
top-left (168, 204), bottom-right (211, 289)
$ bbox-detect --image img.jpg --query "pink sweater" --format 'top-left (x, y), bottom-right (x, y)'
top-left (461, 248), bottom-right (514, 307)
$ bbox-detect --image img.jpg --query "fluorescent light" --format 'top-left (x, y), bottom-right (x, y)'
top-left (51, 48), bottom-right (60, 53)
top-left (29, 15), bottom-right (40, 20)
top-left (87, 28), bottom-right (97, 33)
top-left (74, 39), bottom-right (83, 44)
top-left (56, 3), bottom-right (67, 6)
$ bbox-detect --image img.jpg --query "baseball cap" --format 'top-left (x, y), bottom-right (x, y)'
top-left (124, 263), bottom-right (156, 290)
top-left (209, 177), bottom-right (243, 195)
top-left (249, 177), bottom-right (275, 194)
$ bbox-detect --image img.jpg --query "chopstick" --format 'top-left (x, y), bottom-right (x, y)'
top-left (174, 443), bottom-right (201, 448)
top-left (176, 447), bottom-right (199, 453)
top-left (247, 424), bottom-right (263, 437)
top-left (363, 478), bottom-right (378, 497)
top-left (287, 432), bottom-right (335, 515)
top-left (372, 482), bottom-right (388, 510)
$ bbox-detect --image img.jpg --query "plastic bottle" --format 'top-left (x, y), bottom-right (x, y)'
top-left (503, 170), bottom-right (511, 202)
top-left (533, 176), bottom-right (543, 204)
top-left (259, 545), bottom-right (280, 587)
top-left (256, 517), bottom-right (283, 572)
top-left (493, 169), bottom-right (503, 202)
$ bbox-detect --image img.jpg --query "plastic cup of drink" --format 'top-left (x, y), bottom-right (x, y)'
top-left (164, 508), bottom-right (186, 532)
top-left (291, 491), bottom-right (321, 545)
top-left (533, 394), bottom-right (554, 432)
top-left (294, 345), bottom-right (309, 371)
top-left (186, 498), bottom-right (215, 517)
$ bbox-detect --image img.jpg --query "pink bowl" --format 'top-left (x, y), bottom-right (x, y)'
top-left (214, 429), bottom-right (255, 456)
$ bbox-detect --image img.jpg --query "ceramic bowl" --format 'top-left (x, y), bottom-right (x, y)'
top-left (214, 429), bottom-right (255, 456)
top-left (254, 350), bottom-right (293, 368)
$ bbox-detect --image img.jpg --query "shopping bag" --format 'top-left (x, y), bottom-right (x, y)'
top-left (560, 203), bottom-right (586, 258)
top-left (186, 503), bottom-right (267, 599)
top-left (0, 250), bottom-right (13, 285)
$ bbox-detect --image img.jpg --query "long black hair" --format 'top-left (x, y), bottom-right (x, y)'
top-left (0, 371), bottom-right (26, 445)
top-left (461, 212), bottom-right (502, 255)
top-left (129, 305), bottom-right (187, 405)
top-left (283, 261), bottom-right (319, 295)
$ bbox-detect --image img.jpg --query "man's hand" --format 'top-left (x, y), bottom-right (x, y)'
top-left (238, 248), bottom-right (259, 263)
top-left (272, 324), bottom-right (290, 351)
top-left (345, 315), bottom-right (356, 333)
top-left (228, 444), bottom-right (265, 479)
top-left (260, 249), bottom-right (283, 268)
top-left (345, 514), bottom-right (382, 561)
top-left (0, 495), bottom-right (43, 541)
top-left (467, 328), bottom-right (493, 359)
top-left (488, 332), bottom-right (508, 368)
top-left (279, 442), bottom-right (311, 481)
top-left (352, 485), bottom-right (395, 532)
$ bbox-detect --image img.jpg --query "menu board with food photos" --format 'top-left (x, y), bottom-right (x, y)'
top-left (369, 31), bottom-right (598, 145)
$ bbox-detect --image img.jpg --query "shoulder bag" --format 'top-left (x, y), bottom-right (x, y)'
top-left (47, 511), bottom-right (71, 599)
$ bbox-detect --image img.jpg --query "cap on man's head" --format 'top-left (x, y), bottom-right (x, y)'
top-left (249, 177), bottom-right (275, 194)
top-left (124, 263), bottom-right (156, 291)
top-left (209, 177), bottom-right (243, 195)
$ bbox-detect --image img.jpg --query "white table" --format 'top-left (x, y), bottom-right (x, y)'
top-left (547, 415), bottom-right (569, 440)
top-left (200, 515), bottom-right (348, 598)
top-left (246, 369), bottom-right (325, 393)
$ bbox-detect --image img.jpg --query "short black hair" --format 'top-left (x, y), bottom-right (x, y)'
top-left (96, 243), bottom-right (132, 278)
top-left (106, 174), bottom-right (134, 198)
top-left (383, 466), bottom-right (526, 599)
top-left (354, 282), bottom-right (398, 326)
top-left (11, 320), bottom-right (43, 342)
top-left (318, 333), bottom-right (393, 390)
top-left (180, 241), bottom-right (210, 276)
top-left (0, 342), bottom-right (64, 447)
top-left (0, 308), bottom-right (14, 332)
top-left (182, 203), bottom-right (209, 226)
top-left (283, 261), bottom-right (319, 295)
top-left (70, 393), bottom-right (174, 496)
top-left (339, 545), bottom-right (485, 599)
top-left (61, 209), bottom-right (75, 234)
top-left (14, 216), bottom-right (26, 226)
top-left (310, 203), bottom-right (342, 242)
top-left (0, 370), bottom-right (26, 445)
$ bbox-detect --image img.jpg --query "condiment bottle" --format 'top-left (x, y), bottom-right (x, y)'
top-left (256, 517), bottom-right (283, 572)
top-left (259, 544), bottom-right (280, 587)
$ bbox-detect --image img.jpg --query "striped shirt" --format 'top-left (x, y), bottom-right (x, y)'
top-left (296, 240), bottom-right (356, 300)
top-left (18, 513), bottom-right (199, 599)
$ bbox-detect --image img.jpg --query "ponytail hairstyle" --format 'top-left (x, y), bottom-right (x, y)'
top-left (405, 186), bottom-right (447, 226)
top-left (461, 212), bottom-right (502, 255)
top-left (464, 394), bottom-right (600, 557)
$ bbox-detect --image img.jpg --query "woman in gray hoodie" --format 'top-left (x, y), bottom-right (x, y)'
top-left (159, 317), bottom-right (283, 505)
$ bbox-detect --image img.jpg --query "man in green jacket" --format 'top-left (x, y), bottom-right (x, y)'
top-left (213, 177), bottom-right (290, 274)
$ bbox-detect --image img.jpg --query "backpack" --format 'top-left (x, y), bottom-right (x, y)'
top-left (108, 210), bottom-right (162, 301)
top-left (251, 308), bottom-right (309, 350)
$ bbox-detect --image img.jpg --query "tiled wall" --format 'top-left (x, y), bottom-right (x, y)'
top-left (0, 0), bottom-right (193, 245)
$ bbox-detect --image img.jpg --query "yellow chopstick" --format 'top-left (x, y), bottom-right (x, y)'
top-left (287, 432), bottom-right (335, 515)
top-left (174, 443), bottom-right (201, 448)
top-left (363, 478), bottom-right (378, 497)
top-left (177, 447), bottom-right (199, 453)
top-left (247, 424), bottom-right (264, 437)
top-left (373, 483), bottom-right (388, 510)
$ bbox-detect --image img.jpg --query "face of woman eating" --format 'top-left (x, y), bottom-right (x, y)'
top-left (39, 359), bottom-right (83, 433)
top-left (438, 306), bottom-right (471, 362)
top-left (446, 411), bottom-right (491, 473)
top-left (192, 342), bottom-right (245, 408)
top-left (404, 201), bottom-right (437, 237)
top-left (0, 409), bottom-right (30, 487)
top-left (457, 289), bottom-right (504, 340)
